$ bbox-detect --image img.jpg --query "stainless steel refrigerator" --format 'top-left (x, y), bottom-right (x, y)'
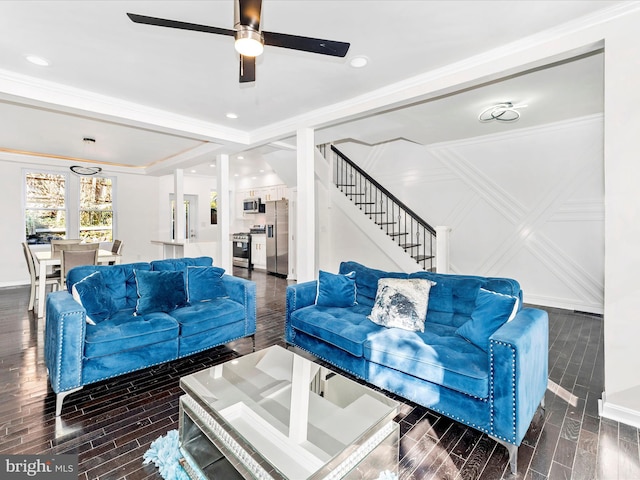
top-left (266, 199), bottom-right (288, 276)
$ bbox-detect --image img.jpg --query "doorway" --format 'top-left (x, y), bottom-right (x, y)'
top-left (170, 194), bottom-right (198, 240)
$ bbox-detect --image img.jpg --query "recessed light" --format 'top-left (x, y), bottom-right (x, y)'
top-left (259, 169), bottom-right (264, 173)
top-left (349, 56), bottom-right (369, 68)
top-left (209, 164), bottom-right (216, 168)
top-left (237, 156), bottom-right (244, 160)
top-left (25, 55), bottom-right (50, 66)
top-left (190, 170), bottom-right (197, 173)
top-left (226, 113), bottom-right (238, 119)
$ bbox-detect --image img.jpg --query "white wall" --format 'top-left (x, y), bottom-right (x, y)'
top-left (0, 156), bottom-right (161, 287)
top-left (327, 114), bottom-right (604, 314)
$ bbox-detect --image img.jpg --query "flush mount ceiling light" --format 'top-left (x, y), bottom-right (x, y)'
top-left (478, 102), bottom-right (528, 123)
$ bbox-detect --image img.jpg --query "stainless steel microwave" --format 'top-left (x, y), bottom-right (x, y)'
top-left (243, 198), bottom-right (262, 214)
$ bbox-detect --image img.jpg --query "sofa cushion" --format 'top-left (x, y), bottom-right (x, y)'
top-left (315, 270), bottom-right (357, 307)
top-left (150, 256), bottom-right (213, 275)
top-left (409, 271), bottom-right (522, 329)
top-left (84, 309), bottom-right (179, 359)
top-left (290, 304), bottom-right (381, 357)
top-left (368, 278), bottom-right (435, 332)
top-left (339, 261), bottom-right (407, 307)
top-left (455, 288), bottom-right (519, 352)
top-left (66, 262), bottom-right (151, 310)
top-left (134, 270), bottom-right (187, 316)
top-left (186, 266), bottom-right (227, 303)
top-left (169, 299), bottom-right (246, 337)
top-left (71, 271), bottom-right (118, 325)
top-left (364, 323), bottom-right (490, 399)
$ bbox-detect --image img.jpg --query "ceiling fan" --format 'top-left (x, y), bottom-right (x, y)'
top-left (127, 0), bottom-right (350, 83)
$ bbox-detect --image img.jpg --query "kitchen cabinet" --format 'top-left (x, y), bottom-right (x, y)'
top-left (251, 234), bottom-right (266, 270)
top-left (237, 185), bottom-right (288, 218)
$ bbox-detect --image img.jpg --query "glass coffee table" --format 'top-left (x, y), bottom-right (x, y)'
top-left (179, 345), bottom-right (399, 480)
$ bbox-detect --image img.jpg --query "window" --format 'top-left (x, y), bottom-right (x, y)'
top-left (79, 177), bottom-right (113, 242)
top-left (24, 172), bottom-right (67, 244)
top-left (24, 171), bottom-right (115, 244)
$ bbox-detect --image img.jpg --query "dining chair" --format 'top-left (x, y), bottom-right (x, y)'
top-left (58, 242), bottom-right (100, 252)
top-left (22, 242), bottom-right (59, 311)
top-left (59, 249), bottom-right (99, 289)
top-left (109, 239), bottom-right (123, 265)
top-left (50, 239), bottom-right (82, 254)
top-left (50, 239), bottom-right (83, 277)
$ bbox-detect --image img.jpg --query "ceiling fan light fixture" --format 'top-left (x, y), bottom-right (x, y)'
top-left (234, 27), bottom-right (264, 57)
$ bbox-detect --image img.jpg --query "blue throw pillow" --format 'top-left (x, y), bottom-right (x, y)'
top-left (71, 271), bottom-right (118, 325)
top-left (315, 270), bottom-right (357, 307)
top-left (186, 266), bottom-right (227, 303)
top-left (455, 288), bottom-right (519, 352)
top-left (134, 270), bottom-right (187, 316)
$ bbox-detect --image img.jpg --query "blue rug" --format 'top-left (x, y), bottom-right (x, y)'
top-left (143, 430), bottom-right (190, 480)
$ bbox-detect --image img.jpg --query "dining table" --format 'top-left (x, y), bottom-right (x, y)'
top-left (33, 249), bottom-right (121, 318)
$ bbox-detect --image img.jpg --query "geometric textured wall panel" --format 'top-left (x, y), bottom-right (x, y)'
top-left (337, 114), bottom-right (604, 312)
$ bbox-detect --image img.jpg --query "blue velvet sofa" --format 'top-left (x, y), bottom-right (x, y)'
top-left (285, 261), bottom-right (548, 474)
top-left (45, 257), bottom-right (256, 416)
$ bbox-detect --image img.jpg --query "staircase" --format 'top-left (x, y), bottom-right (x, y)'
top-left (320, 144), bottom-right (437, 271)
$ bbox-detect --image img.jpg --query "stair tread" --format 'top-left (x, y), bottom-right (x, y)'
top-left (376, 222), bottom-right (397, 225)
top-left (413, 255), bottom-right (434, 261)
top-left (355, 202), bottom-right (376, 205)
top-left (389, 232), bottom-right (408, 237)
top-left (399, 243), bottom-right (421, 248)
top-left (365, 211), bottom-right (386, 215)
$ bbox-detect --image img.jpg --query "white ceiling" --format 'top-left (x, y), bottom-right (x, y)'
top-left (0, 1), bottom-right (621, 179)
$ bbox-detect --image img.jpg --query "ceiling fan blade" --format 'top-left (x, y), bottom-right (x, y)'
top-left (239, 55), bottom-right (256, 83)
top-left (263, 31), bottom-right (350, 57)
top-left (237, 0), bottom-right (262, 30)
top-left (127, 13), bottom-right (235, 37)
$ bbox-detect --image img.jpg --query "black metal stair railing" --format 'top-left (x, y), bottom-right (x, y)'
top-left (320, 144), bottom-right (436, 271)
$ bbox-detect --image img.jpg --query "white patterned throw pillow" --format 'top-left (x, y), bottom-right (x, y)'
top-left (368, 278), bottom-right (435, 332)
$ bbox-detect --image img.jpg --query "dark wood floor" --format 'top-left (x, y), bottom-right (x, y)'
top-left (1, 268), bottom-right (639, 480)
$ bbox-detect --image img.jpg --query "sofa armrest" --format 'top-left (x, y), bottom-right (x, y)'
top-left (221, 275), bottom-right (257, 335)
top-left (285, 281), bottom-right (317, 342)
top-left (489, 307), bottom-right (549, 445)
top-left (44, 291), bottom-right (87, 394)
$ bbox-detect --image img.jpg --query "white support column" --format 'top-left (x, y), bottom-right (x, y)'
top-left (296, 128), bottom-right (316, 282)
top-left (216, 154), bottom-right (232, 272)
top-left (435, 226), bottom-right (451, 273)
top-left (174, 168), bottom-right (185, 241)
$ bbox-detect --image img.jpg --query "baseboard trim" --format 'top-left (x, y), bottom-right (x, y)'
top-left (598, 392), bottom-right (640, 429)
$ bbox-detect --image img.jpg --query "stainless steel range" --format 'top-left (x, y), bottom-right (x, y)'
top-left (232, 232), bottom-right (251, 269)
